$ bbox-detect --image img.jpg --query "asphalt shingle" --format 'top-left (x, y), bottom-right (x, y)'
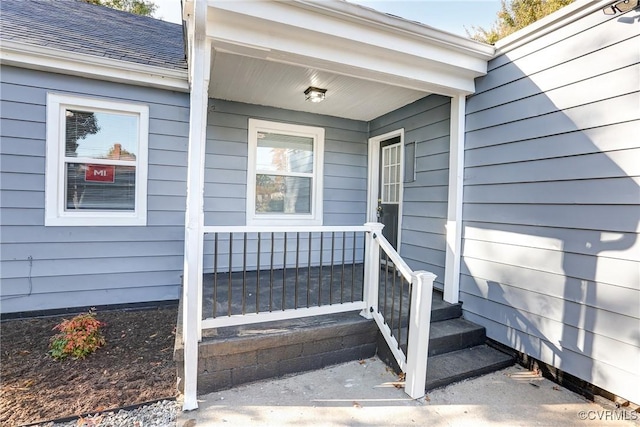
top-left (0, 0), bottom-right (186, 71)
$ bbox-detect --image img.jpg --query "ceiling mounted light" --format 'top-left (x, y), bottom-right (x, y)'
top-left (304, 86), bottom-right (327, 103)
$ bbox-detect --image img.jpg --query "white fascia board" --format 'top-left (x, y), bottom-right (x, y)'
top-left (294, 0), bottom-right (494, 59)
top-left (207, 8), bottom-right (482, 95)
top-left (495, 0), bottom-right (608, 55)
top-left (0, 40), bottom-right (189, 92)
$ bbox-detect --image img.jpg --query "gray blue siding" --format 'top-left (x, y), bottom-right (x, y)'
top-left (201, 100), bottom-right (369, 271)
top-left (203, 99), bottom-right (369, 227)
top-left (0, 66), bottom-right (190, 313)
top-left (462, 8), bottom-right (639, 404)
top-left (369, 95), bottom-right (451, 290)
top-left (0, 69), bottom-right (372, 312)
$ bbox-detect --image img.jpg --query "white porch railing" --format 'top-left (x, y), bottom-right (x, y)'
top-left (200, 224), bottom-right (370, 329)
top-left (365, 223), bottom-right (436, 399)
top-left (182, 222), bottom-right (436, 407)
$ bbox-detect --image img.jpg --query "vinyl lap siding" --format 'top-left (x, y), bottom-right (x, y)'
top-left (369, 95), bottom-right (451, 290)
top-left (462, 9), bottom-right (639, 404)
top-left (202, 99), bottom-right (369, 270)
top-left (0, 66), bottom-right (189, 313)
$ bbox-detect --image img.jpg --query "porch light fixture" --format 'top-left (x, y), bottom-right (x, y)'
top-left (603, 0), bottom-right (638, 14)
top-left (304, 86), bottom-right (327, 103)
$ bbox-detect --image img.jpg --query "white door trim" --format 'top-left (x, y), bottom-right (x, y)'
top-left (367, 128), bottom-right (405, 253)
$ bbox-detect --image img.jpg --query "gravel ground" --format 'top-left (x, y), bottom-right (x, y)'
top-left (32, 400), bottom-right (180, 427)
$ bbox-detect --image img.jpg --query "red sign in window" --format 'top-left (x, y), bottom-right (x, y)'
top-left (85, 165), bottom-right (115, 183)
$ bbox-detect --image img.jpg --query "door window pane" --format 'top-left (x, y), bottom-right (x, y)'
top-left (381, 143), bottom-right (401, 204)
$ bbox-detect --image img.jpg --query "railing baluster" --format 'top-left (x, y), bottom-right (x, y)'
top-left (391, 264), bottom-right (402, 345)
top-left (362, 232), bottom-right (366, 299)
top-left (405, 280), bottom-right (413, 351)
top-left (307, 232), bottom-right (312, 308)
top-left (384, 252), bottom-right (389, 319)
top-left (213, 233), bottom-right (218, 318)
top-left (228, 232), bottom-right (233, 317)
top-left (341, 231), bottom-right (346, 303)
top-left (270, 232), bottom-right (274, 312)
top-left (283, 232), bottom-right (287, 311)
top-left (295, 232), bottom-right (300, 309)
top-left (329, 232), bottom-right (335, 305)
top-left (256, 232), bottom-right (261, 314)
top-left (318, 231), bottom-right (324, 306)
top-left (389, 252), bottom-right (395, 332)
top-left (398, 276), bottom-right (409, 352)
top-left (242, 233), bottom-right (247, 315)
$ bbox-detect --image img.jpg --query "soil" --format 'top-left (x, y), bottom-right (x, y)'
top-left (0, 306), bottom-right (178, 426)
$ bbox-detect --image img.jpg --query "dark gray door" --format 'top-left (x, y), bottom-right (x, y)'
top-left (377, 136), bottom-right (401, 250)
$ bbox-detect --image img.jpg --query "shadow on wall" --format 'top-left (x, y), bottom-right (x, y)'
top-left (460, 6), bottom-right (639, 403)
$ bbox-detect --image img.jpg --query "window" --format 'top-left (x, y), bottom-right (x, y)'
top-left (45, 93), bottom-right (149, 226)
top-left (247, 119), bottom-right (324, 225)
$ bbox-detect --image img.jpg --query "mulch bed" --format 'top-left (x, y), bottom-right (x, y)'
top-left (0, 306), bottom-right (178, 426)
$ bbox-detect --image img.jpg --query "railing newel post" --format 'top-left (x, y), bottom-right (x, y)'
top-left (361, 222), bottom-right (384, 319)
top-left (405, 270), bottom-right (437, 400)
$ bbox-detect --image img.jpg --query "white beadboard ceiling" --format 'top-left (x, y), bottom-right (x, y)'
top-left (209, 52), bottom-right (430, 122)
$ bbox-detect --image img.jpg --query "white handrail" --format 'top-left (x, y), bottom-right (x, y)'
top-left (203, 225), bottom-right (370, 234)
top-left (372, 231), bottom-right (413, 282)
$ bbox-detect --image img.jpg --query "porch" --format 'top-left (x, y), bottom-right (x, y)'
top-left (175, 223), bottom-right (513, 397)
top-left (180, 0), bottom-right (495, 410)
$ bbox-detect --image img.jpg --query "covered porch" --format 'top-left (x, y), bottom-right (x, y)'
top-left (179, 0), bottom-right (495, 411)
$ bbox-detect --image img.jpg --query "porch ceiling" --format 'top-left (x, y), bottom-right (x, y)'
top-left (197, 0), bottom-right (494, 122)
top-left (209, 53), bottom-right (429, 122)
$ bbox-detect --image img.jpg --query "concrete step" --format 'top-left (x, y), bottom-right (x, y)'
top-left (426, 344), bottom-right (515, 391)
top-left (428, 317), bottom-right (486, 356)
top-left (430, 294), bottom-right (462, 322)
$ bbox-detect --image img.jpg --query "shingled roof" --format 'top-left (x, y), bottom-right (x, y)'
top-left (0, 0), bottom-right (186, 71)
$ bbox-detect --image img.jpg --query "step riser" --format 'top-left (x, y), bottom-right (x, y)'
top-left (176, 314), bottom-right (378, 395)
top-left (430, 304), bottom-right (462, 322)
top-left (428, 327), bottom-right (486, 356)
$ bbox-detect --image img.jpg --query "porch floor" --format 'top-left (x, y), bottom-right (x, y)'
top-left (201, 263), bottom-right (421, 322)
top-left (202, 264), bottom-right (365, 318)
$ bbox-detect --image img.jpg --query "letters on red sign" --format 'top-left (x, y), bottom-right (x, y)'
top-left (85, 165), bottom-right (115, 183)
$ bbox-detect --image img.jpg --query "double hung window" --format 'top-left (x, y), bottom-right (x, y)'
top-left (247, 119), bottom-right (324, 225)
top-left (45, 93), bottom-right (149, 226)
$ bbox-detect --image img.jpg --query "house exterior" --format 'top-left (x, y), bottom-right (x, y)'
top-left (1, 0), bottom-right (637, 410)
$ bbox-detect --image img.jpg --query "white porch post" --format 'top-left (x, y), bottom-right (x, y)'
top-left (405, 270), bottom-right (436, 399)
top-left (443, 94), bottom-right (466, 304)
top-left (182, 0), bottom-right (210, 412)
top-left (362, 222), bottom-right (384, 319)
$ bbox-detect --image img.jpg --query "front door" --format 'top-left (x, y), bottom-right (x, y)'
top-left (377, 136), bottom-right (402, 250)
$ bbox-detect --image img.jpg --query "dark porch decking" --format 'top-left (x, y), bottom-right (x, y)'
top-left (202, 264), bottom-right (366, 319)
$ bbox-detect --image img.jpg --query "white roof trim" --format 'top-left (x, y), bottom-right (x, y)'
top-left (294, 0), bottom-right (495, 59)
top-left (0, 40), bottom-right (189, 92)
top-left (495, 0), bottom-right (612, 55)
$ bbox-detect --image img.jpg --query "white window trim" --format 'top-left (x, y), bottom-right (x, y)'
top-left (45, 93), bottom-right (149, 226)
top-left (246, 119), bottom-right (324, 226)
